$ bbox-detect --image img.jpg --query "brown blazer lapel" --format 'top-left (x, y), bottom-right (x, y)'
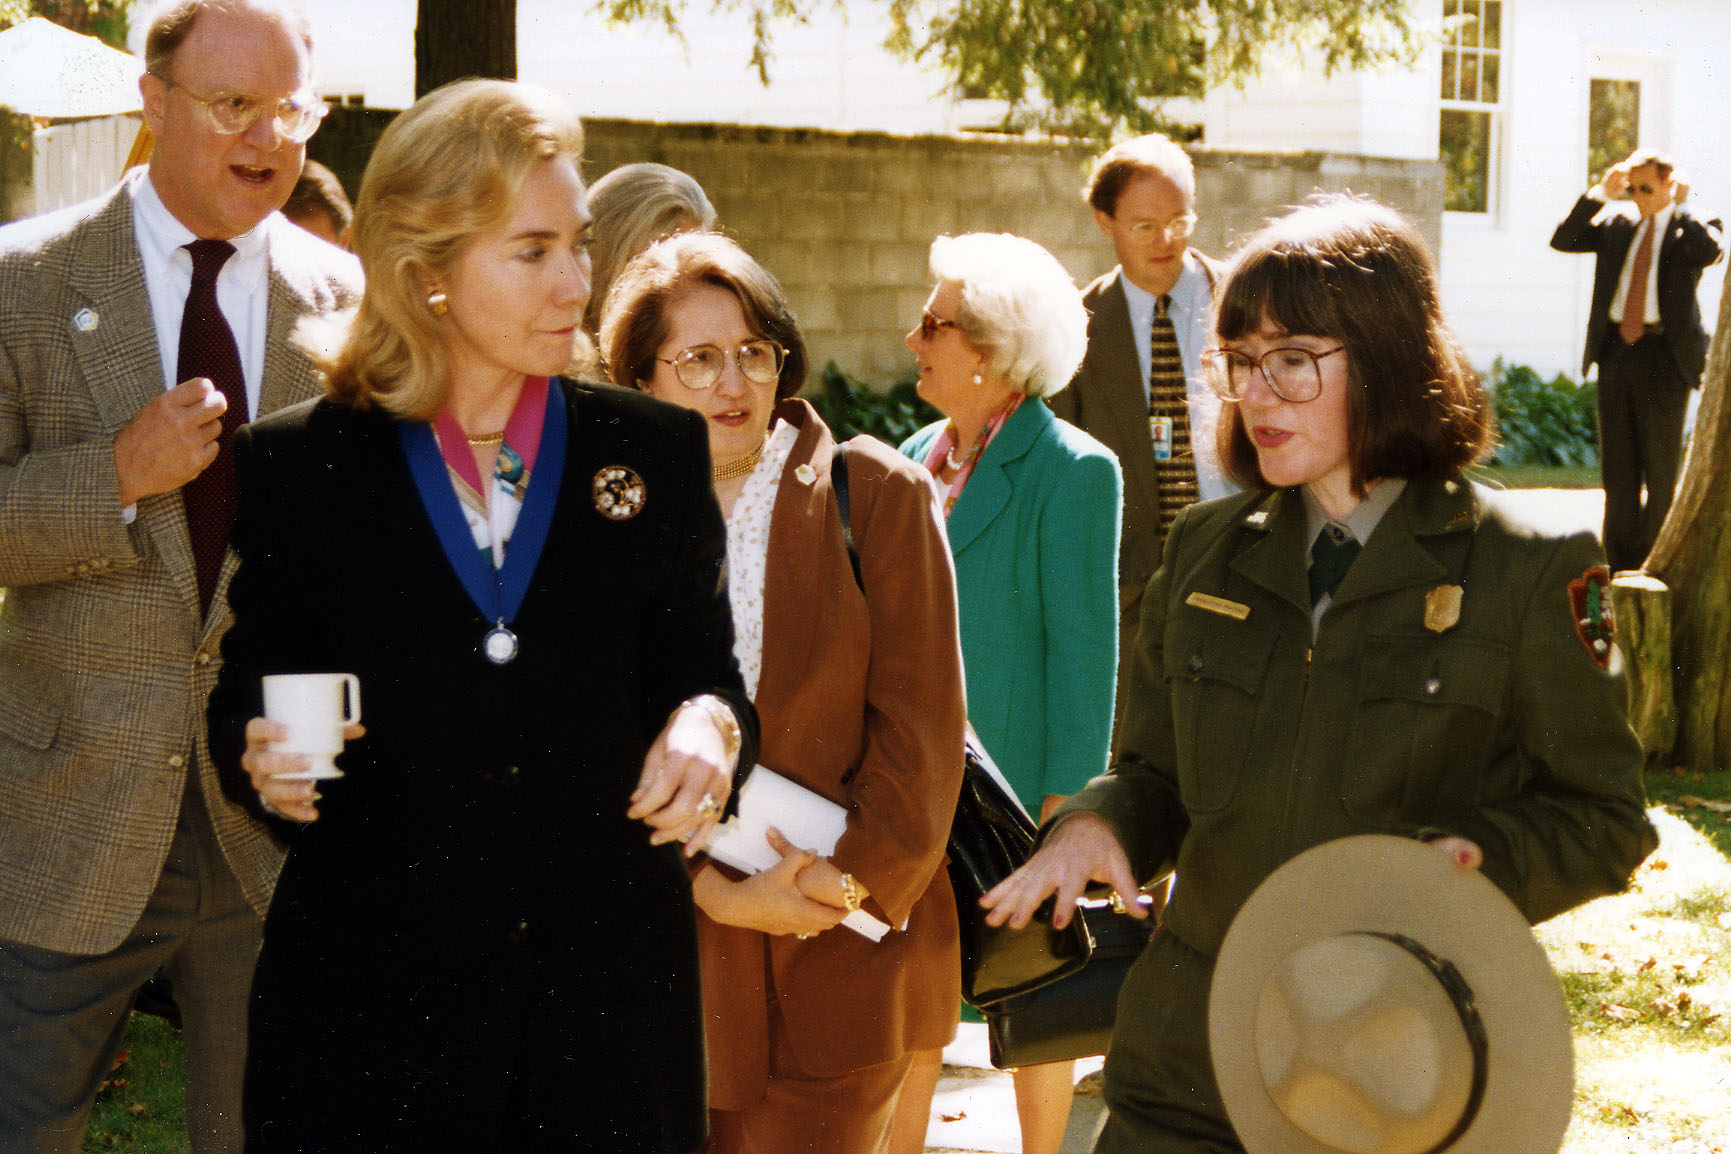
top-left (753, 404), bottom-right (838, 760)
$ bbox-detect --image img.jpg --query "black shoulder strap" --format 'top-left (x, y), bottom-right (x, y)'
top-left (832, 442), bottom-right (863, 592)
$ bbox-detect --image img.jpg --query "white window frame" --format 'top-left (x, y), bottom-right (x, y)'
top-left (1439, 0), bottom-right (1506, 220)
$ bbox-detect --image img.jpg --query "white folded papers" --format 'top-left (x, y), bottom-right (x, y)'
top-left (704, 765), bottom-right (893, 941)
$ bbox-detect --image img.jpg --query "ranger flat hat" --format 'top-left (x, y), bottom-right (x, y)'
top-left (1209, 834), bottom-right (1573, 1154)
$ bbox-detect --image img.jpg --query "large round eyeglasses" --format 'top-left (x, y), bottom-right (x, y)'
top-left (1201, 345), bottom-right (1346, 404)
top-left (656, 340), bottom-right (785, 391)
top-left (159, 76), bottom-right (330, 144)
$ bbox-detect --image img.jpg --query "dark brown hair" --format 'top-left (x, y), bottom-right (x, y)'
top-left (599, 232), bottom-right (808, 402)
top-left (1214, 195), bottom-right (1492, 494)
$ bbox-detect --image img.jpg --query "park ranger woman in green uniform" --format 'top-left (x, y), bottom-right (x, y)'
top-left (981, 196), bottom-right (1658, 1153)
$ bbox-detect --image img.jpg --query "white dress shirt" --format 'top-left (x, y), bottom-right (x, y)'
top-left (1610, 203), bottom-right (1672, 328)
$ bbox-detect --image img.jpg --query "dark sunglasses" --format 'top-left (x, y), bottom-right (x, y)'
top-left (919, 311), bottom-right (958, 340)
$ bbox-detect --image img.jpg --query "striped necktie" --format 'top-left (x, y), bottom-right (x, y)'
top-left (1148, 294), bottom-right (1199, 535)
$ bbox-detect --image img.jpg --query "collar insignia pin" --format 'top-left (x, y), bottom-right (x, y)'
top-left (592, 465), bottom-right (646, 521)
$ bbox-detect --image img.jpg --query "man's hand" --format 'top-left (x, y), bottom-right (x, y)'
top-left (1601, 162), bottom-right (1630, 200)
top-left (112, 379), bottom-right (227, 507)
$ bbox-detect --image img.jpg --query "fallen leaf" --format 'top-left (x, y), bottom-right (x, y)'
top-left (939, 1111), bottom-right (967, 1123)
top-left (1637, 957), bottom-right (1658, 974)
top-left (1600, 1002), bottom-right (1641, 1021)
top-left (1677, 795), bottom-right (1731, 814)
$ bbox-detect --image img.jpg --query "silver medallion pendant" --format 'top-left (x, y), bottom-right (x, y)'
top-left (483, 624), bottom-right (519, 665)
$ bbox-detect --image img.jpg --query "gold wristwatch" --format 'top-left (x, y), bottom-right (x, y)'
top-left (838, 872), bottom-right (865, 914)
top-left (682, 694), bottom-right (741, 770)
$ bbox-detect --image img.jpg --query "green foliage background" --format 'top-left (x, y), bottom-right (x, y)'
top-left (1487, 358), bottom-right (1600, 469)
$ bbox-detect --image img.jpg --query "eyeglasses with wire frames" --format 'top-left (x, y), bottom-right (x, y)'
top-left (1122, 213), bottom-right (1199, 243)
top-left (153, 74), bottom-right (330, 144)
top-left (656, 340), bottom-right (786, 391)
top-left (917, 310), bottom-right (959, 340)
top-left (1201, 345), bottom-right (1347, 404)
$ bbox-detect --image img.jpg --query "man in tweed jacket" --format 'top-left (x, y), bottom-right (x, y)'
top-left (0, 2), bottom-right (359, 1151)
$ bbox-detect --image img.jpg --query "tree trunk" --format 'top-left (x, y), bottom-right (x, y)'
top-left (1609, 573), bottom-right (1675, 763)
top-left (1648, 261), bottom-right (1731, 772)
top-left (415, 0), bottom-right (516, 100)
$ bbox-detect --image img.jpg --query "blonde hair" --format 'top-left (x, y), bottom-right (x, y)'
top-left (322, 79), bottom-right (584, 419)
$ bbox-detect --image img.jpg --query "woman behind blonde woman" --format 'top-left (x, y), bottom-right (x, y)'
top-left (209, 80), bottom-right (753, 1153)
top-left (602, 231), bottom-right (968, 1153)
top-left (893, 233), bottom-right (1123, 1154)
top-left (584, 161), bottom-right (717, 333)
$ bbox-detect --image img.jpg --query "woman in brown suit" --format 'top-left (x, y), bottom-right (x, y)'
top-left (602, 232), bottom-right (967, 1153)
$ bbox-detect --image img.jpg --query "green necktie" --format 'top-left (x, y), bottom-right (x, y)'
top-left (1309, 526), bottom-right (1361, 605)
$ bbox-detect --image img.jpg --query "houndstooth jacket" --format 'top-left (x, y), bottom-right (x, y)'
top-left (0, 180), bottom-right (361, 955)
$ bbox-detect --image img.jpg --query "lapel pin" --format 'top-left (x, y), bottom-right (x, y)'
top-left (72, 308), bottom-right (98, 333)
top-left (1245, 509), bottom-right (1269, 527)
top-left (592, 465), bottom-right (646, 521)
top-left (795, 463), bottom-right (816, 485)
top-left (1424, 584), bottom-right (1463, 633)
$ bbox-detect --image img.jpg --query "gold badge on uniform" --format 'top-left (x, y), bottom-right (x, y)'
top-left (1186, 591), bottom-right (1251, 621)
top-left (1424, 584), bottom-right (1463, 633)
top-left (592, 465), bottom-right (646, 521)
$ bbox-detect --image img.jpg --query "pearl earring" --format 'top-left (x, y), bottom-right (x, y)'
top-left (427, 290), bottom-right (449, 318)
top-left (972, 372), bottom-right (983, 386)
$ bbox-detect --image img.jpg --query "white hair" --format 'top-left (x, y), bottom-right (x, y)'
top-left (929, 233), bottom-right (1086, 398)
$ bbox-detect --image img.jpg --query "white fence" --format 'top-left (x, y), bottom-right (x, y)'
top-left (13, 114), bottom-right (139, 220)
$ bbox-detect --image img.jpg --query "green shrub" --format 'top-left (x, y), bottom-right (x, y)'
top-left (1487, 358), bottom-right (1599, 468)
top-left (804, 362), bottom-right (940, 446)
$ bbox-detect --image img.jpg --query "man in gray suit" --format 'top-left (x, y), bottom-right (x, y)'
top-left (1051, 135), bottom-right (1231, 742)
top-left (0, 2), bottom-right (360, 1151)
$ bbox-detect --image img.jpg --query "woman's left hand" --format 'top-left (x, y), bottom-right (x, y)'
top-left (1427, 836), bottom-right (1483, 870)
top-left (630, 701), bottom-right (735, 855)
top-left (767, 828), bottom-right (867, 912)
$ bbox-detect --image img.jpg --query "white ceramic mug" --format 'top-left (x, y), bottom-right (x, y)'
top-left (262, 673), bottom-right (362, 780)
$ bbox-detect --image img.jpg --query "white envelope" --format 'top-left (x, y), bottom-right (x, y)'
top-left (705, 765), bottom-right (893, 941)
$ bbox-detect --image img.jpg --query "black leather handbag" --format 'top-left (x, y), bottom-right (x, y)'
top-left (948, 736), bottom-right (1093, 1008)
top-left (982, 894), bottom-right (1156, 1068)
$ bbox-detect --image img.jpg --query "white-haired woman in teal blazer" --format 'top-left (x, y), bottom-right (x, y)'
top-left (893, 232), bottom-right (1122, 1154)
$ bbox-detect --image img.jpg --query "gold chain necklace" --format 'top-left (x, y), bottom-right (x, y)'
top-left (712, 439), bottom-right (765, 482)
top-left (465, 430), bottom-right (506, 447)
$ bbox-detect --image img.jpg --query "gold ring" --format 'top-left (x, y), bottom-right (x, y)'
top-left (696, 792), bottom-right (720, 819)
top-left (1108, 892), bottom-right (1129, 915)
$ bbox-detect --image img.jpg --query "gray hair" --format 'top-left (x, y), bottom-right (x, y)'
top-left (929, 233), bottom-right (1086, 398)
top-left (584, 163), bottom-right (717, 333)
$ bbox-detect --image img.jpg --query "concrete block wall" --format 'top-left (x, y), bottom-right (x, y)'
top-left (584, 120), bottom-right (1444, 388)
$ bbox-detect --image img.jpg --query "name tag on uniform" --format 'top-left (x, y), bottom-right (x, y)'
top-left (1186, 591), bottom-right (1250, 621)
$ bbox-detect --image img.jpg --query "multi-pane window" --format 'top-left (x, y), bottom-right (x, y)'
top-left (1587, 79), bottom-right (1641, 186)
top-left (1439, 0), bottom-right (1503, 214)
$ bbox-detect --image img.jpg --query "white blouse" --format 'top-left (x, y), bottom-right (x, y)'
top-left (723, 419), bottom-right (799, 698)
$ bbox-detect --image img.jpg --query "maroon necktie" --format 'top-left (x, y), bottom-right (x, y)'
top-left (1618, 222), bottom-right (1655, 346)
top-left (177, 239), bottom-right (247, 614)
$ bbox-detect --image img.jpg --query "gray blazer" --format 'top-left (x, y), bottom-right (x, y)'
top-left (0, 182), bottom-right (361, 954)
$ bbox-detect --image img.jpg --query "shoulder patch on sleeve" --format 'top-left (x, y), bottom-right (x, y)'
top-left (1568, 564), bottom-right (1615, 669)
